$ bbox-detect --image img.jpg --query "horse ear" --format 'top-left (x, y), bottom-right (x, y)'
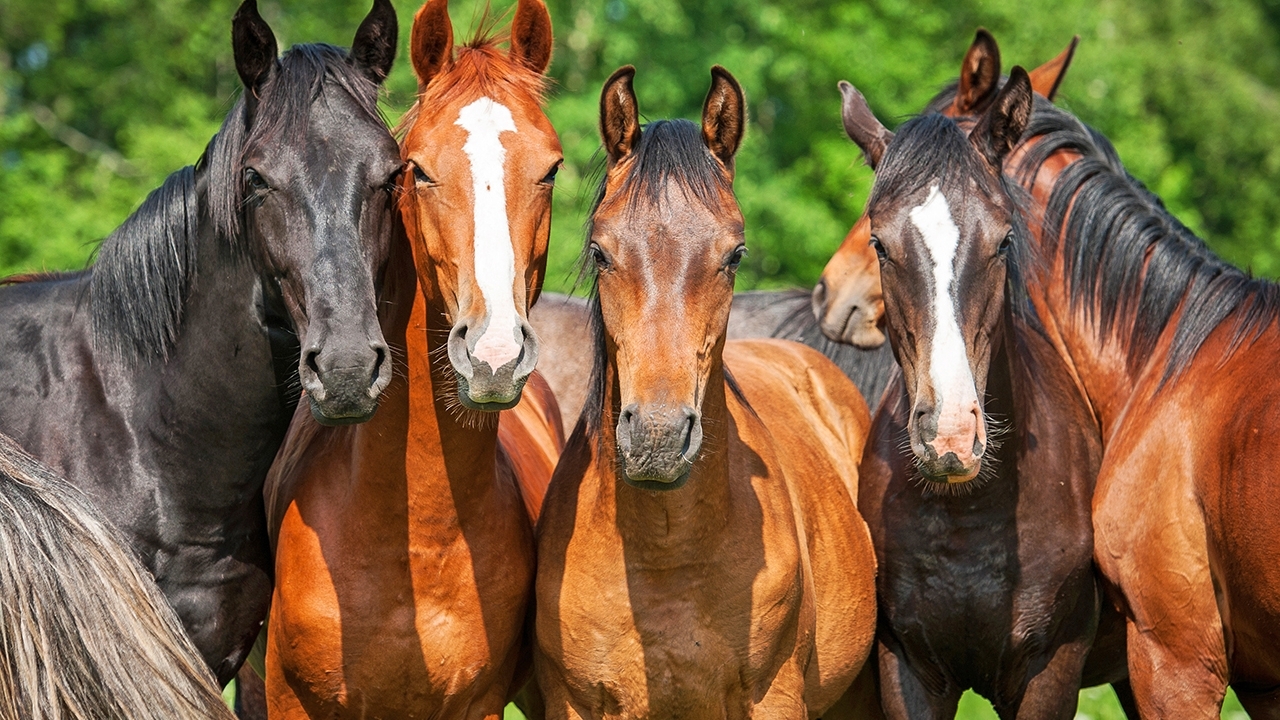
top-left (509, 0), bottom-right (553, 75)
top-left (600, 65), bottom-right (640, 165)
top-left (838, 81), bottom-right (893, 169)
top-left (701, 66), bottom-right (746, 171)
top-left (971, 66), bottom-right (1033, 169)
top-left (1028, 35), bottom-right (1079, 102)
top-left (411, 0), bottom-right (453, 90)
top-left (351, 0), bottom-right (398, 84)
top-left (955, 28), bottom-right (1001, 116)
top-left (232, 0), bottom-right (278, 97)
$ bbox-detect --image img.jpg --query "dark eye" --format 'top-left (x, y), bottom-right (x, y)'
top-left (726, 245), bottom-right (748, 270)
top-left (870, 236), bottom-right (887, 261)
top-left (588, 242), bottom-right (610, 270)
top-left (413, 164), bottom-right (434, 185)
top-left (998, 230), bottom-right (1014, 256)
top-left (245, 168), bottom-right (269, 192)
top-left (541, 163), bottom-right (561, 186)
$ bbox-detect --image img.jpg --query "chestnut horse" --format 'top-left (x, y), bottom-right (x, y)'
top-left (956, 40), bottom-right (1280, 719)
top-left (263, 0), bottom-right (562, 716)
top-left (534, 65), bottom-right (877, 719)
top-left (840, 41), bottom-right (1130, 718)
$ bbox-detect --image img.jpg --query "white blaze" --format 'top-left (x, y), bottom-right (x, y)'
top-left (456, 97), bottom-right (521, 370)
top-left (909, 185), bottom-right (979, 442)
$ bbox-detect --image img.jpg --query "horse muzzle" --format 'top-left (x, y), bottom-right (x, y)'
top-left (616, 403), bottom-right (703, 490)
top-left (447, 317), bottom-right (539, 411)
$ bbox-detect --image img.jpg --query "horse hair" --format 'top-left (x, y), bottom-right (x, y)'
top-left (89, 43), bottom-right (382, 363)
top-left (577, 119), bottom-right (741, 436)
top-left (0, 433), bottom-right (234, 720)
top-left (929, 83), bottom-right (1280, 381)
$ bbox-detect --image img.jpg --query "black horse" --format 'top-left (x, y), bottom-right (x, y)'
top-left (0, 0), bottom-right (400, 684)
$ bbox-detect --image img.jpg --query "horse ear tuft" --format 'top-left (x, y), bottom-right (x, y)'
top-left (411, 0), bottom-right (453, 90)
top-left (701, 66), bottom-right (746, 172)
top-left (232, 0), bottom-right (278, 97)
top-left (351, 0), bottom-right (398, 84)
top-left (600, 66), bottom-right (640, 166)
top-left (838, 81), bottom-right (893, 169)
top-left (510, 0), bottom-right (553, 75)
top-left (1028, 35), bottom-right (1079, 102)
top-left (955, 28), bottom-right (1002, 116)
top-left (971, 66), bottom-right (1033, 169)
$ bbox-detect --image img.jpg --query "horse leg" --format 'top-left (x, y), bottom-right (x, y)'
top-left (821, 659), bottom-right (885, 719)
top-left (1111, 679), bottom-right (1138, 719)
top-left (1235, 685), bottom-right (1280, 720)
top-left (876, 642), bottom-right (959, 720)
top-left (1093, 456), bottom-right (1228, 718)
top-left (1003, 638), bottom-right (1091, 720)
top-left (233, 663), bottom-right (268, 720)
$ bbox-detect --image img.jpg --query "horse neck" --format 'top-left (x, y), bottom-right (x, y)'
top-left (591, 343), bottom-right (734, 559)
top-left (1013, 148), bottom-right (1137, 435)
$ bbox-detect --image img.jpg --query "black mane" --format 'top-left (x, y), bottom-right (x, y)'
top-left (577, 119), bottom-right (739, 436)
top-left (1013, 97), bottom-right (1280, 380)
top-left (89, 43), bottom-right (382, 362)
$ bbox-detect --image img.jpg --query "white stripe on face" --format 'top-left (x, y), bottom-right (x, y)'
top-left (456, 97), bottom-right (521, 370)
top-left (909, 185), bottom-right (979, 437)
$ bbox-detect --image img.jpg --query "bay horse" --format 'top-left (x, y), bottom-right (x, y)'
top-left (0, 0), bottom-right (400, 684)
top-left (0, 432), bottom-right (234, 720)
top-left (968, 39), bottom-right (1280, 719)
top-left (263, 0), bottom-right (562, 716)
top-left (534, 65), bottom-right (878, 719)
top-left (839, 50), bottom-right (1129, 718)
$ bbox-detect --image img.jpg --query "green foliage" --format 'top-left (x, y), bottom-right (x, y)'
top-left (1, 0), bottom-right (1279, 287)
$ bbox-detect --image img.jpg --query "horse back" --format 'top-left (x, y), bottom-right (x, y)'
top-left (498, 370), bottom-right (565, 525)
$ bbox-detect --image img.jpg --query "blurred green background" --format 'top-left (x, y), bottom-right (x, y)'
top-left (2, 0), bottom-right (1279, 291)
top-left (3, 1), bottom-right (1274, 714)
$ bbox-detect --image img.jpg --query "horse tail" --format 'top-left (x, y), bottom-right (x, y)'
top-left (0, 433), bottom-right (234, 720)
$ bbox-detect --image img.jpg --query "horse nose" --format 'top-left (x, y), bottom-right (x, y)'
top-left (912, 400), bottom-right (984, 481)
top-left (617, 403), bottom-right (703, 489)
top-left (446, 318), bottom-right (539, 409)
top-left (300, 335), bottom-right (389, 425)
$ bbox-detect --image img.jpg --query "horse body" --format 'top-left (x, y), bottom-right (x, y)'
top-left (265, 1), bottom-right (561, 715)
top-left (1004, 93), bottom-right (1280, 715)
top-left (535, 67), bottom-right (876, 720)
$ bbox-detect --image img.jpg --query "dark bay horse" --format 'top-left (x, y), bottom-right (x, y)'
top-left (534, 65), bottom-right (878, 719)
top-left (263, 0), bottom-right (563, 716)
top-left (0, 432), bottom-right (234, 719)
top-left (840, 53), bottom-right (1129, 717)
top-left (0, 0), bottom-right (400, 683)
top-left (976, 41), bottom-right (1280, 719)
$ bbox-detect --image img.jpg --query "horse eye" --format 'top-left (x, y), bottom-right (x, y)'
top-left (870, 236), bottom-right (888, 261)
top-left (541, 163), bottom-right (561, 186)
top-left (589, 242), bottom-right (610, 270)
top-left (245, 168), bottom-right (269, 192)
top-left (998, 231), bottom-right (1014, 256)
top-left (413, 164), bottom-right (433, 185)
top-left (727, 245), bottom-right (748, 269)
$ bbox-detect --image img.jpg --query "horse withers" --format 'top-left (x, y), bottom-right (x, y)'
top-left (534, 65), bottom-right (878, 719)
top-left (0, 0), bottom-right (400, 684)
top-left (263, 0), bottom-right (563, 716)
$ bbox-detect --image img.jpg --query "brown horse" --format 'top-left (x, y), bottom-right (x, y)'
top-left (263, 0), bottom-right (562, 716)
top-left (973, 39), bottom-right (1280, 719)
top-left (839, 35), bottom-right (1132, 718)
top-left (534, 65), bottom-right (878, 719)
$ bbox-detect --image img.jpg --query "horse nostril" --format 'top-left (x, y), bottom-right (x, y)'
top-left (305, 349), bottom-right (321, 376)
top-left (370, 346), bottom-right (386, 387)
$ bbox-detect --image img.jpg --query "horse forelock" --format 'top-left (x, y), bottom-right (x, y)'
top-left (396, 38), bottom-right (549, 141)
top-left (1012, 98), bottom-right (1280, 382)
